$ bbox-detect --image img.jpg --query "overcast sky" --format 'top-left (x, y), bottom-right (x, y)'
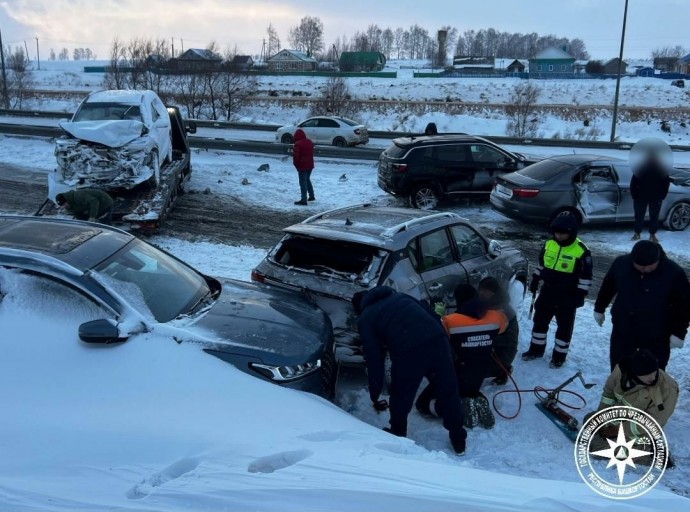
top-left (0, 0), bottom-right (688, 60)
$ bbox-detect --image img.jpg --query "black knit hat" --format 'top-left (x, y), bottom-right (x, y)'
top-left (628, 349), bottom-right (659, 376)
top-left (631, 240), bottom-right (661, 266)
top-left (478, 276), bottom-right (501, 294)
top-left (454, 283), bottom-right (478, 306)
top-left (550, 211), bottom-right (578, 234)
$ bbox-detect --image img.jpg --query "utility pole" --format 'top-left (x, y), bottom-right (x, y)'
top-left (35, 37), bottom-right (40, 70)
top-left (24, 40), bottom-right (30, 62)
top-left (610, 0), bottom-right (629, 142)
top-left (0, 28), bottom-right (9, 109)
top-left (171, 37), bottom-right (175, 58)
top-left (181, 38), bottom-right (184, 53)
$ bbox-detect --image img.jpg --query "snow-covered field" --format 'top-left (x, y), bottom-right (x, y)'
top-left (14, 59), bottom-right (690, 144)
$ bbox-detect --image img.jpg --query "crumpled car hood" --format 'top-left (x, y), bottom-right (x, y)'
top-left (59, 120), bottom-right (145, 148)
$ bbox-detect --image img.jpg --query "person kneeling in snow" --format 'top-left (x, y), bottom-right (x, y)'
top-left (352, 286), bottom-right (467, 454)
top-left (586, 348), bottom-right (678, 464)
top-left (55, 189), bottom-right (114, 225)
top-left (478, 277), bottom-right (519, 385)
top-left (417, 284), bottom-right (508, 429)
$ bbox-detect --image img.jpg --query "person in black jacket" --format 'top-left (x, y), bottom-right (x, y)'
top-left (352, 286), bottom-right (467, 454)
top-left (630, 152), bottom-right (671, 242)
top-left (424, 122), bottom-right (438, 135)
top-left (478, 277), bottom-right (519, 385)
top-left (594, 240), bottom-right (690, 371)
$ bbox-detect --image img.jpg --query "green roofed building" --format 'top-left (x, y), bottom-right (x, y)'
top-left (339, 52), bottom-right (387, 72)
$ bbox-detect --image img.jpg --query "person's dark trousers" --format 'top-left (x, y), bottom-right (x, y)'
top-left (530, 293), bottom-right (577, 357)
top-left (298, 170), bottom-right (315, 203)
top-left (609, 323), bottom-right (670, 371)
top-left (634, 198), bottom-right (663, 235)
top-left (389, 339), bottom-right (466, 445)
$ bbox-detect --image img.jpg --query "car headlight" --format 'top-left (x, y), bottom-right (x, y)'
top-left (250, 360), bottom-right (321, 381)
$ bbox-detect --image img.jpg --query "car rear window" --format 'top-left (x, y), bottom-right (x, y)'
top-left (337, 117), bottom-right (359, 126)
top-left (515, 159), bottom-right (573, 182)
top-left (384, 144), bottom-right (408, 159)
top-left (272, 236), bottom-right (378, 279)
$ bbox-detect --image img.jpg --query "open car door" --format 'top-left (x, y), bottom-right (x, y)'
top-left (574, 165), bottom-right (621, 222)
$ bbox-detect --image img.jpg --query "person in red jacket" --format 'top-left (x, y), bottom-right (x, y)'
top-left (292, 128), bottom-right (315, 205)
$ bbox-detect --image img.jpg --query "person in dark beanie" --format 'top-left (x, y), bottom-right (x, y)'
top-left (352, 286), bottom-right (467, 454)
top-left (586, 349), bottom-right (678, 461)
top-left (478, 277), bottom-right (519, 385)
top-left (416, 284), bottom-right (507, 429)
top-left (292, 128), bottom-right (315, 206)
top-left (594, 240), bottom-right (690, 371)
top-left (630, 152), bottom-right (671, 243)
top-left (55, 189), bottom-right (114, 225)
top-left (424, 122), bottom-right (438, 135)
top-left (522, 211), bottom-right (593, 368)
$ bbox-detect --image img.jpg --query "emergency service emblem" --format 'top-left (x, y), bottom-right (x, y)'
top-left (574, 406), bottom-right (668, 499)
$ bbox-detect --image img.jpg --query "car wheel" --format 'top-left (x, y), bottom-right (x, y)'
top-left (333, 137), bottom-right (347, 148)
top-left (665, 202), bottom-right (690, 231)
top-left (147, 152), bottom-right (160, 188)
top-left (409, 184), bottom-right (440, 210)
top-left (281, 133), bottom-right (294, 144)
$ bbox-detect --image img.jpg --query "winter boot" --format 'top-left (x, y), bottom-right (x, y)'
top-left (450, 432), bottom-right (466, 455)
top-left (521, 347), bottom-right (545, 362)
top-left (474, 394), bottom-right (496, 429)
top-left (308, 196), bottom-right (316, 202)
top-left (650, 233), bottom-right (659, 243)
top-left (461, 398), bottom-right (479, 429)
top-left (383, 425), bottom-right (407, 437)
top-left (492, 374), bottom-right (509, 386)
top-left (549, 351), bottom-right (567, 369)
top-left (294, 200), bottom-right (308, 206)
top-left (631, 232), bottom-right (641, 241)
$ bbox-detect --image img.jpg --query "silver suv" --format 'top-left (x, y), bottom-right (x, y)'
top-left (252, 204), bottom-right (529, 363)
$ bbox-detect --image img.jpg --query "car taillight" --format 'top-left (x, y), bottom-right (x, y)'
top-left (354, 128), bottom-right (361, 135)
top-left (513, 188), bottom-right (540, 198)
top-left (251, 269), bottom-right (266, 283)
top-left (392, 163), bottom-right (408, 173)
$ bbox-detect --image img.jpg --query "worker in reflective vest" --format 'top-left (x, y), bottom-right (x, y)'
top-left (522, 211), bottom-right (593, 368)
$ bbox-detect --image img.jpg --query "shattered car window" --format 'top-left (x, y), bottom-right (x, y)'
top-left (74, 103), bottom-right (143, 122)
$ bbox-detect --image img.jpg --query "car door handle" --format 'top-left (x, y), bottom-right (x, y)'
top-left (428, 283), bottom-right (443, 291)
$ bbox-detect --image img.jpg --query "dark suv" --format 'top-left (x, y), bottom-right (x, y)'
top-left (378, 135), bottom-right (540, 209)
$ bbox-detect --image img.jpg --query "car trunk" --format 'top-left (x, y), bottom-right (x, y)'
top-left (257, 235), bottom-right (389, 362)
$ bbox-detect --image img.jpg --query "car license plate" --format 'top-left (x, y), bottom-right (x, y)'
top-left (495, 184), bottom-right (513, 198)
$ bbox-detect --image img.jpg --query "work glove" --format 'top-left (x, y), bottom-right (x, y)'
top-left (670, 335), bottom-right (685, 349)
top-left (88, 217), bottom-right (96, 222)
top-left (529, 279), bottom-right (540, 295)
top-left (372, 399), bottom-right (389, 412)
top-left (594, 311), bottom-right (605, 327)
top-left (434, 302), bottom-right (447, 316)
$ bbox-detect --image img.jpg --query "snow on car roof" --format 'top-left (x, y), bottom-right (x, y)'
top-left (85, 90), bottom-right (148, 105)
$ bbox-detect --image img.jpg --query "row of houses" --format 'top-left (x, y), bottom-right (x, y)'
top-left (146, 48), bottom-right (386, 73)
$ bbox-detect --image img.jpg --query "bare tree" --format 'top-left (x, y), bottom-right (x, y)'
top-left (103, 38), bottom-right (128, 89)
top-left (288, 16), bottom-right (324, 56)
top-left (267, 23), bottom-right (281, 57)
top-left (58, 48), bottom-right (69, 60)
top-left (651, 45), bottom-right (685, 59)
top-left (506, 82), bottom-right (541, 138)
top-left (381, 28), bottom-right (394, 60)
top-left (393, 28), bottom-right (406, 59)
top-left (5, 47), bottom-right (33, 109)
top-left (49, 48), bottom-right (56, 61)
top-left (310, 76), bottom-right (357, 119)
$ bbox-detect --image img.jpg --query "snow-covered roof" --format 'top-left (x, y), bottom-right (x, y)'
top-left (84, 90), bottom-right (148, 105)
top-left (270, 49), bottom-right (317, 62)
top-left (533, 47), bottom-right (574, 60)
top-left (179, 48), bottom-right (222, 61)
top-left (680, 53), bottom-right (690, 64)
top-left (494, 58), bottom-right (527, 70)
top-left (603, 57), bottom-right (627, 66)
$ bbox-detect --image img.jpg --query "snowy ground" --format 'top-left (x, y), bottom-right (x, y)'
top-left (3, 64), bottom-right (690, 508)
top-left (14, 59), bottom-right (690, 144)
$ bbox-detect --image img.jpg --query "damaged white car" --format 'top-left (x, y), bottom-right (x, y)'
top-left (51, 90), bottom-right (173, 197)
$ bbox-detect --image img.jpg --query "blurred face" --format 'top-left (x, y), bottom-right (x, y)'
top-left (633, 261), bottom-right (659, 274)
top-left (554, 232), bottom-right (569, 242)
top-left (637, 371), bottom-right (658, 385)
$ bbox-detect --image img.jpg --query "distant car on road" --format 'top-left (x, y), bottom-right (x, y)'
top-left (276, 116), bottom-right (369, 147)
top-left (53, 90), bottom-right (173, 192)
top-left (377, 135), bottom-right (542, 209)
top-left (490, 154), bottom-right (690, 231)
top-left (0, 216), bottom-right (337, 398)
top-left (251, 204), bottom-right (528, 363)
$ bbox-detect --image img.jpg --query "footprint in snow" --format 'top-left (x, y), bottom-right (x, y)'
top-left (247, 449), bottom-right (313, 474)
top-left (126, 456), bottom-right (201, 499)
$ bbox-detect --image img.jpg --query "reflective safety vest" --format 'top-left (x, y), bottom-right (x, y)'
top-left (543, 238), bottom-right (586, 274)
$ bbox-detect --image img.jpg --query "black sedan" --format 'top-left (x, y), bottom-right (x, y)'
top-left (490, 154), bottom-right (690, 231)
top-left (0, 216), bottom-right (337, 397)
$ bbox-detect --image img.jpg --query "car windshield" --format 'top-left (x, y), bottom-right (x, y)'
top-left (516, 159), bottom-right (574, 182)
top-left (94, 239), bottom-right (210, 322)
top-left (74, 103), bottom-right (143, 122)
top-left (337, 117), bottom-right (359, 126)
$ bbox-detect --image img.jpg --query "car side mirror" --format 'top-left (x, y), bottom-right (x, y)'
top-left (488, 240), bottom-right (502, 258)
top-left (79, 319), bottom-right (127, 344)
top-left (186, 121), bottom-right (197, 134)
